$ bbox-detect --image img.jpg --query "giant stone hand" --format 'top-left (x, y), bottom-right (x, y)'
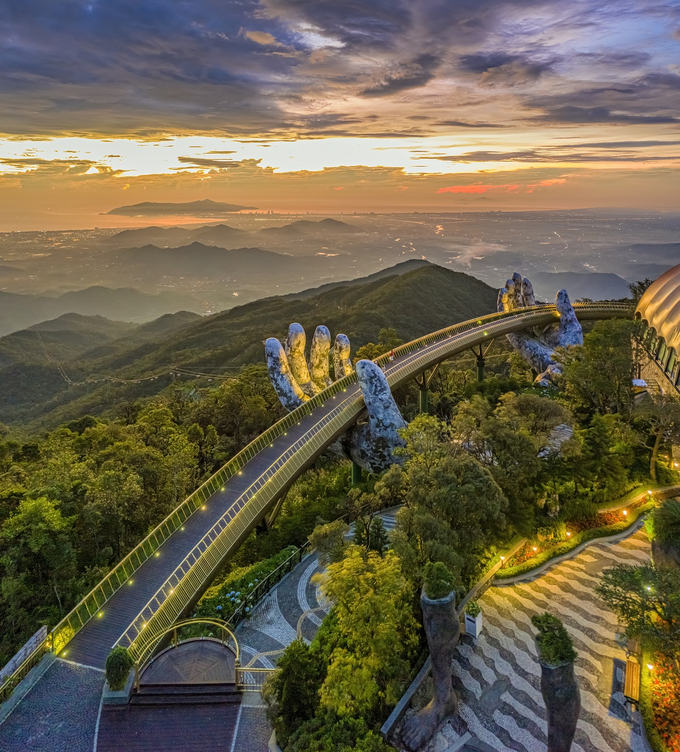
top-left (265, 324), bottom-right (406, 472)
top-left (497, 272), bottom-right (583, 386)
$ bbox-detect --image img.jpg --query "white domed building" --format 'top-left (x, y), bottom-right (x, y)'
top-left (636, 263), bottom-right (680, 393)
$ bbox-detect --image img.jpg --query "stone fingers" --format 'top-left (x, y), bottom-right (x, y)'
top-left (265, 337), bottom-right (308, 411)
top-left (309, 325), bottom-right (332, 391)
top-left (333, 333), bottom-right (353, 379)
top-left (285, 323), bottom-right (316, 397)
top-left (348, 360), bottom-right (407, 472)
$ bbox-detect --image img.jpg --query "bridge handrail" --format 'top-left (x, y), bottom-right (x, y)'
top-left (120, 302), bottom-right (632, 665)
top-left (0, 301), bottom-right (633, 697)
top-left (49, 304), bottom-right (549, 654)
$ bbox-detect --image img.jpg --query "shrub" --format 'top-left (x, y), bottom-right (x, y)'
top-left (105, 646), bottom-right (134, 691)
top-left (531, 613), bottom-right (577, 666)
top-left (466, 600), bottom-right (481, 617)
top-left (423, 561), bottom-right (455, 600)
top-left (651, 499), bottom-right (680, 547)
top-left (195, 545), bottom-right (298, 622)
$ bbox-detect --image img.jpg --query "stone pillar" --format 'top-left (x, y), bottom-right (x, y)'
top-left (401, 589), bottom-right (459, 751)
top-left (540, 660), bottom-right (581, 752)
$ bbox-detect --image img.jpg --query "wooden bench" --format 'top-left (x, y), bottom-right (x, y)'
top-left (624, 656), bottom-right (641, 711)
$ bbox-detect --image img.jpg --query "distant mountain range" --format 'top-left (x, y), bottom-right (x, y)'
top-left (106, 218), bottom-right (360, 248)
top-left (0, 263), bottom-right (497, 428)
top-left (104, 242), bottom-right (323, 281)
top-left (259, 218), bottom-right (360, 237)
top-left (0, 287), bottom-right (199, 336)
top-left (105, 199), bottom-right (257, 216)
top-left (529, 271), bottom-right (631, 301)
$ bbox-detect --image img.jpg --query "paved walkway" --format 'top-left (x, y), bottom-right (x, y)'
top-left (0, 658), bottom-right (104, 752)
top-left (423, 528), bottom-right (651, 752)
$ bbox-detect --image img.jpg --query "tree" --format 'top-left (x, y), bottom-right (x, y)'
top-left (316, 547), bottom-right (418, 723)
top-left (266, 638), bottom-right (324, 745)
top-left (392, 416), bottom-right (508, 587)
top-left (635, 395), bottom-right (680, 481)
top-left (596, 563), bottom-right (680, 665)
top-left (629, 279), bottom-right (654, 304)
top-left (1, 496), bottom-right (76, 630)
top-left (557, 319), bottom-right (635, 419)
top-left (354, 328), bottom-right (403, 363)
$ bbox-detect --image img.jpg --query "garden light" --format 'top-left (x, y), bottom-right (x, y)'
top-left (533, 547), bottom-right (537, 551)
top-left (647, 664), bottom-right (654, 670)
top-left (623, 510), bottom-right (628, 516)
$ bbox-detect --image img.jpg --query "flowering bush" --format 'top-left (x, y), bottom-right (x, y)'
top-left (650, 655), bottom-right (680, 752)
top-left (195, 545), bottom-right (298, 622)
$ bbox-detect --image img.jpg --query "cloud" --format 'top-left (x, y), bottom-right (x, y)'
top-left (176, 157), bottom-right (263, 170)
top-left (0, 0), bottom-right (678, 149)
top-left (242, 30), bottom-right (280, 46)
top-left (361, 54), bottom-right (439, 97)
top-left (437, 184), bottom-right (519, 194)
top-left (459, 52), bottom-right (555, 85)
top-left (434, 120), bottom-right (507, 128)
top-left (534, 105), bottom-right (679, 124)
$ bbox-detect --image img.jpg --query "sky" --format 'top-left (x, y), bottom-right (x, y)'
top-left (1, 0), bottom-right (679, 227)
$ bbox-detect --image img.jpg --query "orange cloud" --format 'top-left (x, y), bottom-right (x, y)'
top-left (437, 183), bottom-right (519, 194)
top-left (539, 178), bottom-right (567, 186)
top-left (333, 186), bottom-right (344, 190)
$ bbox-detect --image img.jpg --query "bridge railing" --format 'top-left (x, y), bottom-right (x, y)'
top-left (0, 301), bottom-right (633, 700)
top-left (120, 302), bottom-right (632, 665)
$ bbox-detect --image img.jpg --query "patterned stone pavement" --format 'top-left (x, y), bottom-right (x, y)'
top-left (0, 658), bottom-right (104, 752)
top-left (1, 507), bottom-right (646, 752)
top-left (424, 527), bottom-right (651, 752)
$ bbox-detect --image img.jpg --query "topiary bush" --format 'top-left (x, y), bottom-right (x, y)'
top-left (105, 646), bottom-right (134, 691)
top-left (531, 613), bottom-right (577, 666)
top-left (423, 561), bottom-right (455, 600)
top-left (466, 600), bottom-right (481, 617)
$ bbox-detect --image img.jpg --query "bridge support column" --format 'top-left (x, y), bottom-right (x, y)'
top-left (473, 342), bottom-right (493, 382)
top-left (419, 385), bottom-right (429, 414)
top-left (351, 461), bottom-right (362, 486)
top-left (476, 354), bottom-right (485, 382)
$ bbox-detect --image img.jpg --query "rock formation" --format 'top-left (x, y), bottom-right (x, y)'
top-left (497, 272), bottom-right (583, 386)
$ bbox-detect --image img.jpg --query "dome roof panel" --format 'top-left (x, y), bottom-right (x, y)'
top-left (637, 264), bottom-right (680, 352)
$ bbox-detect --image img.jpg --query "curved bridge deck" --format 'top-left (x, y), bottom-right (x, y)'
top-left (45, 303), bottom-right (631, 670)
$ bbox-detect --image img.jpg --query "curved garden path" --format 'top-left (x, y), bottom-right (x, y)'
top-left (424, 527), bottom-right (652, 752)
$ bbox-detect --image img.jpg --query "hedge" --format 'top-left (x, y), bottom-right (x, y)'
top-left (495, 501), bottom-right (655, 580)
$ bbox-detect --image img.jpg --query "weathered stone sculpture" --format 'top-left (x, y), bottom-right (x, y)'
top-left (498, 272), bottom-right (583, 386)
top-left (345, 360), bottom-right (407, 473)
top-left (265, 325), bottom-right (341, 410)
top-left (265, 324), bottom-right (406, 472)
top-left (532, 613), bottom-right (580, 752)
top-left (401, 587), bottom-right (460, 751)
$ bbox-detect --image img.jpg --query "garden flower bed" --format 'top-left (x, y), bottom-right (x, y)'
top-left (641, 651), bottom-right (680, 752)
top-left (496, 500), bottom-right (655, 580)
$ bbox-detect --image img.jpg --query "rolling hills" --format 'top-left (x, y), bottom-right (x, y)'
top-left (0, 287), bottom-right (200, 336)
top-left (0, 264), bottom-right (498, 429)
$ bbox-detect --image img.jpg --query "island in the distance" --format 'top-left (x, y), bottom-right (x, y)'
top-left (104, 199), bottom-right (257, 216)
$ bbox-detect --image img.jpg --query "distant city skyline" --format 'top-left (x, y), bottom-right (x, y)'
top-left (1, 0), bottom-right (679, 228)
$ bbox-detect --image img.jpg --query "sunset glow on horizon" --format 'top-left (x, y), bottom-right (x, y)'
top-left (1, 1), bottom-right (679, 227)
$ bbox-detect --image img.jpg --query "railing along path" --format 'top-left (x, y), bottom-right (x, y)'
top-left (0, 302), bottom-right (632, 697)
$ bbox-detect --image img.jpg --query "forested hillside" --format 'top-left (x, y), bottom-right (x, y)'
top-left (0, 264), bottom-right (497, 428)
